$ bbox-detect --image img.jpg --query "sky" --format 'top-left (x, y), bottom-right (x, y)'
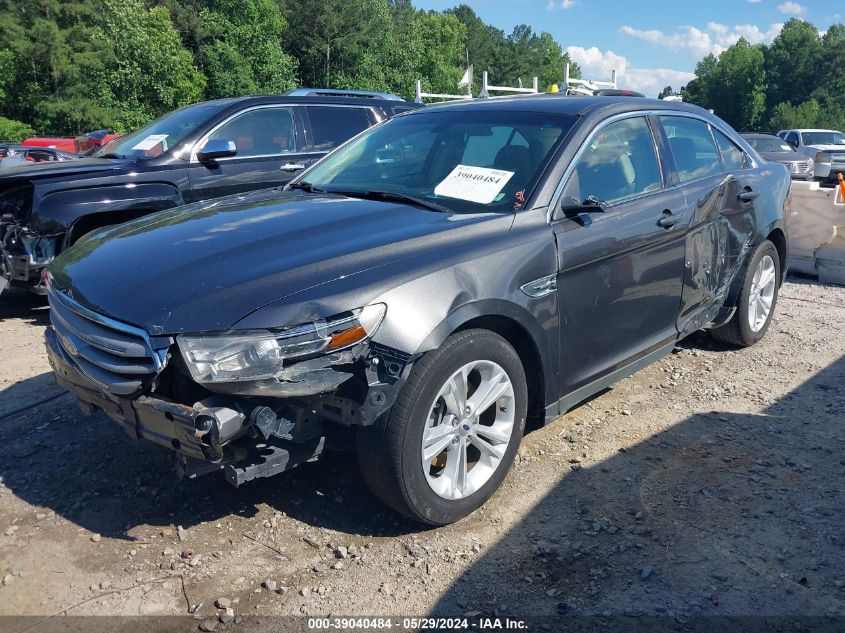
top-left (413, 0), bottom-right (842, 96)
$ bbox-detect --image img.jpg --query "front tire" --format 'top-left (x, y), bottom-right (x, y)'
top-left (710, 239), bottom-right (780, 347)
top-left (357, 329), bottom-right (527, 525)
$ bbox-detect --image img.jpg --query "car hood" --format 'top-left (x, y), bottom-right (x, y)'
top-left (760, 151), bottom-right (808, 162)
top-left (806, 144), bottom-right (845, 153)
top-left (49, 190), bottom-right (505, 334)
top-left (0, 156), bottom-right (132, 184)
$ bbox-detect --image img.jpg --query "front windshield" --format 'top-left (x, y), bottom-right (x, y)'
top-left (801, 131), bottom-right (845, 146)
top-left (749, 138), bottom-right (794, 153)
top-left (300, 109), bottom-right (577, 212)
top-left (96, 103), bottom-right (222, 159)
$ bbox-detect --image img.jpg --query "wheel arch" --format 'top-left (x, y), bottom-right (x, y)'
top-left (766, 227), bottom-right (787, 281)
top-left (64, 208), bottom-right (161, 248)
top-left (415, 300), bottom-right (555, 423)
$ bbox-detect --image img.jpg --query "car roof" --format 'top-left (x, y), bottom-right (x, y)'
top-left (787, 128), bottom-right (840, 133)
top-left (741, 133), bottom-right (781, 139)
top-left (285, 88), bottom-right (405, 101)
top-left (215, 94), bottom-right (417, 109)
top-left (408, 94), bottom-right (713, 119)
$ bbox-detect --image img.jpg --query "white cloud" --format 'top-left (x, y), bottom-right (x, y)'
top-left (619, 22), bottom-right (784, 57)
top-left (747, 0), bottom-right (762, 3)
top-left (778, 2), bottom-right (806, 15)
top-left (547, 0), bottom-right (576, 9)
top-left (566, 46), bottom-right (695, 97)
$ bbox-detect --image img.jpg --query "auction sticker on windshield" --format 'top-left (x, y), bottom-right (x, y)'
top-left (434, 165), bottom-right (514, 204)
top-left (131, 134), bottom-right (169, 151)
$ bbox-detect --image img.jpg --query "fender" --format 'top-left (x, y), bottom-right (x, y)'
top-left (415, 297), bottom-right (559, 411)
top-left (33, 180), bottom-right (184, 234)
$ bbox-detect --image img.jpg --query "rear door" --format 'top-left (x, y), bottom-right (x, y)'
top-left (658, 115), bottom-right (759, 334)
top-left (552, 115), bottom-right (690, 393)
top-left (186, 105), bottom-right (311, 202)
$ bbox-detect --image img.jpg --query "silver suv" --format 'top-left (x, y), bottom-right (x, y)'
top-left (777, 128), bottom-right (845, 182)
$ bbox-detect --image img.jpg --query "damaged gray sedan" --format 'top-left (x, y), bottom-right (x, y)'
top-left (44, 96), bottom-right (790, 525)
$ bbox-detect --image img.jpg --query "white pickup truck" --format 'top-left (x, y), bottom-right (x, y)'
top-left (778, 128), bottom-right (845, 182)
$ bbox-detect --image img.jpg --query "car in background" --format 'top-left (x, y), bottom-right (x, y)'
top-left (44, 96), bottom-right (789, 525)
top-left (0, 145), bottom-right (78, 168)
top-left (777, 128), bottom-right (845, 182)
top-left (0, 92), bottom-right (421, 297)
top-left (742, 133), bottom-right (814, 180)
top-left (21, 129), bottom-right (122, 155)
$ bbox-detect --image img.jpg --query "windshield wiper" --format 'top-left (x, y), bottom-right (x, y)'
top-left (98, 152), bottom-right (127, 159)
top-left (288, 181), bottom-right (325, 193)
top-left (338, 190), bottom-right (450, 213)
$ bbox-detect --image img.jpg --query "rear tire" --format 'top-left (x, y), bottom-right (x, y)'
top-left (357, 329), bottom-right (527, 525)
top-left (710, 240), bottom-right (780, 347)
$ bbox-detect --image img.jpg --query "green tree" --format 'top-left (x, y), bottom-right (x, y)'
top-left (95, 0), bottom-right (207, 132)
top-left (765, 19), bottom-right (822, 112)
top-left (0, 116), bottom-right (35, 141)
top-left (496, 25), bottom-right (578, 90)
top-left (709, 39), bottom-right (766, 131)
top-left (682, 54), bottom-right (717, 106)
top-left (767, 99), bottom-right (822, 131)
top-left (284, 0), bottom-right (385, 88)
top-left (199, 0), bottom-right (297, 99)
top-left (658, 85), bottom-right (676, 99)
top-left (0, 0), bottom-right (115, 134)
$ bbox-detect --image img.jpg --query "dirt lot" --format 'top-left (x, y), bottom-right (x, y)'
top-left (1, 278), bottom-right (844, 630)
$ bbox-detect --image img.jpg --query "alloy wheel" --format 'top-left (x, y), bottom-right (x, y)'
top-left (420, 360), bottom-right (516, 500)
top-left (748, 254), bottom-right (777, 332)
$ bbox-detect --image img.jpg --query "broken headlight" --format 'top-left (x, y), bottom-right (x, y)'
top-left (178, 304), bottom-right (386, 385)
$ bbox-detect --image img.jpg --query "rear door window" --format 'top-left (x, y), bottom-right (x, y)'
top-left (307, 106), bottom-right (373, 152)
top-left (659, 116), bottom-right (721, 183)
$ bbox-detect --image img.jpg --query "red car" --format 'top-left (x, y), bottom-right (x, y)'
top-left (22, 129), bottom-right (121, 155)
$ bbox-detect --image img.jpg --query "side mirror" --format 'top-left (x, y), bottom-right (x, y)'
top-left (197, 139), bottom-right (237, 163)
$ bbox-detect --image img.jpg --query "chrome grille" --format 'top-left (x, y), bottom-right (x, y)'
top-left (48, 288), bottom-right (167, 395)
top-left (788, 161), bottom-right (812, 174)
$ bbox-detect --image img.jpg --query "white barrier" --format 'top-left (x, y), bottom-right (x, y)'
top-left (787, 180), bottom-right (845, 286)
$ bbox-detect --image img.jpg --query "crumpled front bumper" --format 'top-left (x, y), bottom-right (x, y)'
top-left (45, 325), bottom-right (412, 485)
top-left (46, 326), bottom-right (218, 460)
top-left (44, 326), bottom-right (330, 484)
top-left (0, 224), bottom-right (58, 295)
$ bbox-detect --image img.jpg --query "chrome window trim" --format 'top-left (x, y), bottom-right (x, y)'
top-left (189, 104), bottom-right (303, 164)
top-left (189, 103), bottom-right (381, 163)
top-left (302, 102), bottom-right (385, 123)
top-left (547, 109), bottom-right (758, 223)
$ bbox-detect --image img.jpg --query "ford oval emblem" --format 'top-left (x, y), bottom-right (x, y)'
top-left (60, 333), bottom-right (78, 357)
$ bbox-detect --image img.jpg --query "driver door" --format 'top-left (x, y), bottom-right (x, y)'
top-left (551, 116), bottom-right (689, 393)
top-left (187, 106), bottom-right (312, 202)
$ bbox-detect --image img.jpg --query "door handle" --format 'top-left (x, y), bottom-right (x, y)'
top-left (656, 210), bottom-right (684, 229)
top-left (738, 188), bottom-right (760, 202)
top-left (281, 163), bottom-right (306, 172)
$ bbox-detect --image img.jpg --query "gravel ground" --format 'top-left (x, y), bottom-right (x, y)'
top-left (0, 277), bottom-right (844, 630)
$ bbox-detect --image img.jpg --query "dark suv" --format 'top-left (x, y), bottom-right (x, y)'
top-left (45, 96), bottom-right (789, 525)
top-left (0, 93), bottom-right (419, 297)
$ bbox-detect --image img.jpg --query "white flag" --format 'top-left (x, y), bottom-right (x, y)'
top-left (458, 65), bottom-right (473, 88)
